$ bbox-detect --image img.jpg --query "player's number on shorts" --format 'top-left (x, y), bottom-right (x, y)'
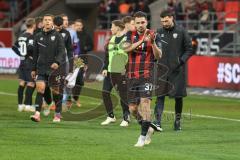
top-left (145, 83), bottom-right (153, 91)
top-left (19, 41), bottom-right (27, 56)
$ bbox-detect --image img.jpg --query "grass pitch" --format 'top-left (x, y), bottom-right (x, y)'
top-left (0, 78), bottom-right (239, 160)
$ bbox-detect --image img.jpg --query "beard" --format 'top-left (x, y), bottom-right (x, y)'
top-left (137, 27), bottom-right (145, 34)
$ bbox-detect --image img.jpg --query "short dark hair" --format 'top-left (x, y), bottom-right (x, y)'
top-left (75, 19), bottom-right (83, 24)
top-left (43, 14), bottom-right (54, 20)
top-left (160, 10), bottom-right (174, 18)
top-left (133, 11), bottom-right (147, 19)
top-left (26, 18), bottom-right (35, 28)
top-left (122, 16), bottom-right (133, 24)
top-left (112, 20), bottom-right (125, 30)
top-left (53, 16), bottom-right (63, 26)
top-left (35, 16), bottom-right (42, 24)
top-left (68, 20), bottom-right (74, 26)
top-left (60, 13), bottom-right (68, 18)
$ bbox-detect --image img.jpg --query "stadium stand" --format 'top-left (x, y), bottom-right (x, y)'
top-left (0, 0), bottom-right (44, 28)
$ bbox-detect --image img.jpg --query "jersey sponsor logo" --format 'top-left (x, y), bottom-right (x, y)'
top-left (28, 39), bottom-right (34, 45)
top-left (173, 33), bottom-right (178, 39)
top-left (51, 36), bottom-right (56, 41)
top-left (61, 33), bottom-right (66, 38)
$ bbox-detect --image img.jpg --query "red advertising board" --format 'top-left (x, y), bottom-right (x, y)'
top-left (94, 30), bottom-right (111, 52)
top-left (0, 28), bottom-right (12, 47)
top-left (188, 55), bottom-right (240, 90)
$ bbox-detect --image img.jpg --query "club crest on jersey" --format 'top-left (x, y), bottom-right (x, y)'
top-left (40, 37), bottom-right (43, 41)
top-left (51, 36), bottom-right (56, 41)
top-left (61, 33), bottom-right (66, 38)
top-left (161, 34), bottom-right (164, 37)
top-left (173, 33), bottom-right (178, 39)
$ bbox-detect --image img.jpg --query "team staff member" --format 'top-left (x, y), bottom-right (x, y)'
top-left (124, 11), bottom-right (162, 147)
top-left (12, 18), bottom-right (36, 112)
top-left (154, 10), bottom-right (193, 131)
top-left (67, 19), bottom-right (93, 107)
top-left (101, 20), bottom-right (130, 127)
top-left (30, 14), bottom-right (65, 122)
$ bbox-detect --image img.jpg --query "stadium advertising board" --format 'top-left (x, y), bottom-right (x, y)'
top-left (0, 48), bottom-right (20, 74)
top-left (188, 55), bottom-right (240, 90)
top-left (94, 30), bottom-right (111, 52)
top-left (189, 31), bottom-right (234, 56)
top-left (95, 30), bottom-right (234, 55)
top-left (0, 29), bottom-right (12, 48)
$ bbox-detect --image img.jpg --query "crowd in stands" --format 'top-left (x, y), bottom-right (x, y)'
top-left (0, 0), bottom-right (43, 27)
top-left (97, 0), bottom-right (239, 30)
top-left (98, 0), bottom-right (155, 29)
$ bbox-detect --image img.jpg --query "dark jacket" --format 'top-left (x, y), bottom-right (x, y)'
top-left (12, 32), bottom-right (34, 70)
top-left (59, 28), bottom-right (74, 73)
top-left (77, 30), bottom-right (93, 64)
top-left (32, 29), bottom-right (65, 75)
top-left (156, 24), bottom-right (193, 97)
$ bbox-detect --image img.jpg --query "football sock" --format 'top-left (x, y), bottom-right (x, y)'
top-left (44, 86), bottom-right (52, 105)
top-left (175, 98), bottom-right (183, 121)
top-left (24, 86), bottom-right (34, 105)
top-left (35, 92), bottom-right (43, 112)
top-left (18, 85), bottom-right (25, 104)
top-left (53, 94), bottom-right (62, 113)
top-left (108, 112), bottom-right (115, 118)
top-left (141, 120), bottom-right (151, 136)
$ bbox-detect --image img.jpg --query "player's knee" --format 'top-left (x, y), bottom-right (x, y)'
top-left (129, 104), bottom-right (137, 114)
top-left (51, 87), bottom-right (60, 95)
top-left (27, 82), bottom-right (35, 88)
top-left (19, 80), bottom-right (25, 87)
top-left (140, 98), bottom-right (151, 106)
top-left (36, 82), bottom-right (45, 93)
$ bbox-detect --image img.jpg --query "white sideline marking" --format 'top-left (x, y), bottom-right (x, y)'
top-left (0, 91), bottom-right (240, 122)
top-left (0, 91), bottom-right (17, 96)
top-left (164, 111), bottom-right (240, 122)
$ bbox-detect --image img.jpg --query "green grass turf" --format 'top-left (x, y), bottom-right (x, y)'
top-left (0, 79), bottom-right (239, 160)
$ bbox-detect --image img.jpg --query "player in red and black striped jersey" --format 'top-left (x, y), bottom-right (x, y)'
top-left (123, 11), bottom-right (162, 147)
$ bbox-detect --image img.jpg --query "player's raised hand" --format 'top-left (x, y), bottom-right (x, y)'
top-left (51, 63), bottom-right (59, 70)
top-left (31, 71), bottom-right (36, 79)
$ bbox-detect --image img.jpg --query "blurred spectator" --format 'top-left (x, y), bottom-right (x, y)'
top-left (34, 16), bottom-right (43, 34)
top-left (67, 21), bottom-right (80, 56)
top-left (9, 0), bottom-right (19, 20)
top-left (106, 0), bottom-right (119, 22)
top-left (138, 0), bottom-right (151, 27)
top-left (18, 19), bottom-right (27, 34)
top-left (199, 1), bottom-right (218, 30)
top-left (119, 0), bottom-right (130, 15)
top-left (98, 0), bottom-right (108, 29)
top-left (164, 0), bottom-right (183, 22)
top-left (184, 0), bottom-right (200, 29)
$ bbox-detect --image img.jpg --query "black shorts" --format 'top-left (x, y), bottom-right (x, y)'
top-left (36, 74), bottom-right (63, 87)
top-left (127, 78), bottom-right (153, 105)
top-left (18, 67), bottom-right (34, 83)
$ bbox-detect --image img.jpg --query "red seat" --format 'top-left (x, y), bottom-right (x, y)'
top-left (31, 0), bottom-right (42, 10)
top-left (225, 1), bottom-right (240, 24)
top-left (213, 0), bottom-right (225, 12)
top-left (0, 1), bottom-right (10, 11)
top-left (0, 12), bottom-right (6, 19)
